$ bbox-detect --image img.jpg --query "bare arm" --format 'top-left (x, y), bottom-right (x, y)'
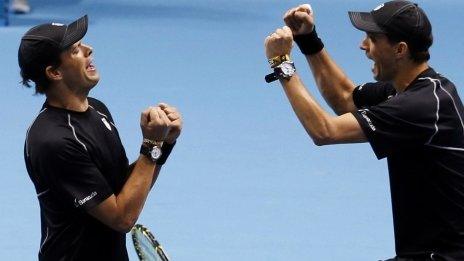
top-left (127, 160), bottom-right (162, 188)
top-left (88, 156), bottom-right (160, 233)
top-left (305, 50), bottom-right (357, 114)
top-left (284, 4), bottom-right (357, 115)
top-left (279, 74), bottom-right (365, 145)
top-left (265, 26), bottom-right (365, 145)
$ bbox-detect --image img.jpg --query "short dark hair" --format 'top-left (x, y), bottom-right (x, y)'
top-left (385, 33), bottom-right (432, 63)
top-left (19, 42), bottom-right (62, 94)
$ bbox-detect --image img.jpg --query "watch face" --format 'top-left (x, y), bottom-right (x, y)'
top-left (281, 62), bottom-right (296, 74)
top-left (151, 146), bottom-right (162, 160)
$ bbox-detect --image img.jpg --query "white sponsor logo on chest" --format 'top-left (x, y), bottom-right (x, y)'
top-left (101, 117), bottom-right (112, 131)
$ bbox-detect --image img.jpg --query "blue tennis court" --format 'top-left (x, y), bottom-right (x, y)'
top-left (1, 0), bottom-right (463, 260)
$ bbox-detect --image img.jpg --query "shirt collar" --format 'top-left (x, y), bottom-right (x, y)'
top-left (404, 67), bottom-right (437, 92)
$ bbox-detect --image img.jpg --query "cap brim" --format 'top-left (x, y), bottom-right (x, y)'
top-left (348, 11), bottom-right (385, 33)
top-left (61, 15), bottom-right (88, 49)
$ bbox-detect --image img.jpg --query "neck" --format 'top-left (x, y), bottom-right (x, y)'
top-left (393, 62), bottom-right (429, 93)
top-left (46, 84), bottom-right (89, 112)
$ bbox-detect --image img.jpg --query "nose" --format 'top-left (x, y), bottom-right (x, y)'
top-left (81, 43), bottom-right (93, 56)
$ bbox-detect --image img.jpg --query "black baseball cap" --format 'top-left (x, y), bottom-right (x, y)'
top-left (18, 15), bottom-right (88, 84)
top-left (348, 1), bottom-right (432, 51)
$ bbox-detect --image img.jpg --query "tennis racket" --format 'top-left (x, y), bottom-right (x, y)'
top-left (131, 224), bottom-right (170, 261)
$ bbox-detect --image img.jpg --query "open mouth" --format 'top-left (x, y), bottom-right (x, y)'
top-left (86, 59), bottom-right (96, 71)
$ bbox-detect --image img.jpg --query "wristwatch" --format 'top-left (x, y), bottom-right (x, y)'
top-left (265, 61), bottom-right (296, 83)
top-left (140, 140), bottom-right (162, 162)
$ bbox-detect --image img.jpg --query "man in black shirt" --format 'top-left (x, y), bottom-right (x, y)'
top-left (20, 15), bottom-right (183, 260)
top-left (264, 1), bottom-right (464, 260)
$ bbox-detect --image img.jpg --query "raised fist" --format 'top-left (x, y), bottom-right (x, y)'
top-left (264, 26), bottom-right (294, 59)
top-left (158, 103), bottom-right (183, 144)
top-left (140, 106), bottom-right (171, 142)
top-left (283, 4), bottom-right (315, 36)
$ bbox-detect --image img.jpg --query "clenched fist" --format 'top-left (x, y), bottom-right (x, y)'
top-left (140, 106), bottom-right (171, 142)
top-left (284, 4), bottom-right (315, 36)
top-left (158, 103), bottom-right (182, 144)
top-left (264, 26), bottom-right (293, 59)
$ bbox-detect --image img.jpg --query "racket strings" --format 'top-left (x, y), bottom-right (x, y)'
top-left (137, 233), bottom-right (158, 260)
top-left (132, 225), bottom-right (169, 261)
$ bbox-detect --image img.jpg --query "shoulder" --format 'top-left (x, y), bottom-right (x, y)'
top-left (27, 107), bottom-right (67, 139)
top-left (401, 72), bottom-right (459, 108)
top-left (415, 72), bottom-right (458, 94)
top-left (26, 108), bottom-right (85, 157)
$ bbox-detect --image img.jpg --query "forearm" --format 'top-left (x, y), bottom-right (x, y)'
top-left (280, 73), bottom-right (366, 144)
top-left (128, 161), bottom-right (162, 188)
top-left (151, 164), bottom-right (162, 188)
top-left (279, 73), bottom-right (337, 145)
top-left (89, 155), bottom-right (157, 233)
top-left (305, 49), bottom-right (357, 115)
top-left (116, 155), bottom-right (157, 231)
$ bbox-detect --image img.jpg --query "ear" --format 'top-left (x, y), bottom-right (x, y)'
top-left (395, 42), bottom-right (409, 59)
top-left (45, 65), bottom-right (62, 82)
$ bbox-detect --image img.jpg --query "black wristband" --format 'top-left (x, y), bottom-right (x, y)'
top-left (156, 141), bottom-right (176, 165)
top-left (293, 27), bottom-right (324, 55)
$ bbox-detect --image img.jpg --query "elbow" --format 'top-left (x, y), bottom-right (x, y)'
top-left (309, 125), bottom-right (336, 146)
top-left (306, 117), bottom-right (338, 146)
top-left (311, 134), bottom-right (333, 146)
top-left (113, 217), bottom-right (137, 233)
top-left (306, 122), bottom-right (334, 146)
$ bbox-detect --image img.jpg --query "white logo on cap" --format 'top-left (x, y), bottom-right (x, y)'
top-left (374, 3), bottom-right (384, 11)
top-left (51, 23), bottom-right (64, 26)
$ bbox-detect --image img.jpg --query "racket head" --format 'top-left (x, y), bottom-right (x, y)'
top-left (131, 224), bottom-right (170, 261)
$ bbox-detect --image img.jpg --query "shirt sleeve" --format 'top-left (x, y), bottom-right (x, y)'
top-left (42, 138), bottom-right (114, 211)
top-left (351, 90), bottom-right (438, 159)
top-left (353, 82), bottom-right (396, 109)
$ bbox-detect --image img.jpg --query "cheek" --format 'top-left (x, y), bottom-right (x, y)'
top-left (61, 63), bottom-right (83, 81)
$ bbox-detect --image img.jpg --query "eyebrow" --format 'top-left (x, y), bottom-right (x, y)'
top-left (70, 42), bottom-right (81, 52)
top-left (367, 33), bottom-right (381, 41)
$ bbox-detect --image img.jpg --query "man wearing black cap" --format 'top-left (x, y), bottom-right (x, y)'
top-left (20, 15), bottom-right (182, 260)
top-left (265, 1), bottom-right (464, 260)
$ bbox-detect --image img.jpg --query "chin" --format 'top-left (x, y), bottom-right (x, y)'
top-left (373, 72), bottom-right (391, 82)
top-left (89, 74), bottom-right (100, 85)
top-left (89, 79), bottom-right (99, 89)
top-left (84, 77), bottom-right (99, 91)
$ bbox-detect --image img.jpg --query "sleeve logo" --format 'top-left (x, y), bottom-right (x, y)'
top-left (74, 191), bottom-right (97, 207)
top-left (360, 109), bottom-right (376, 131)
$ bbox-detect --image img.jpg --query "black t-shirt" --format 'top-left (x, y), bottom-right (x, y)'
top-left (24, 97), bottom-right (130, 260)
top-left (352, 68), bottom-right (464, 259)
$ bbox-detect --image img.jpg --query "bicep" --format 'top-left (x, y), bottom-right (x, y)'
top-left (340, 90), bottom-right (358, 114)
top-left (306, 50), bottom-right (358, 115)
